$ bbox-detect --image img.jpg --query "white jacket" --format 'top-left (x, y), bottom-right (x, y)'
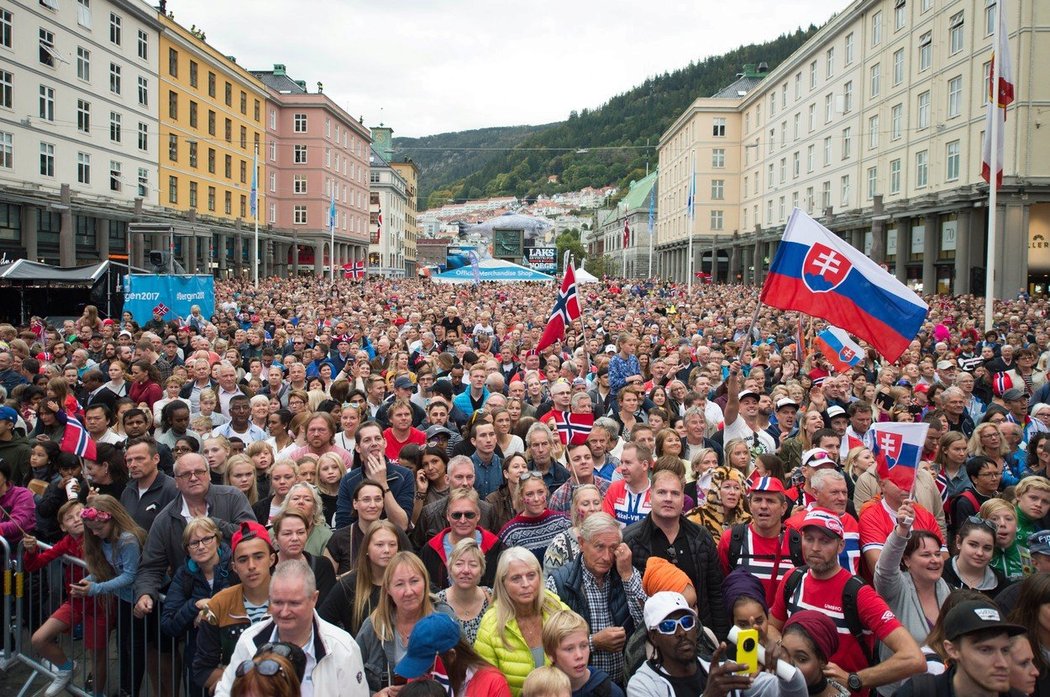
top-left (215, 612), bottom-right (369, 697)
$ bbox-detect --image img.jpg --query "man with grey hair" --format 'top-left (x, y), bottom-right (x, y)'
top-left (216, 362), bottom-right (244, 416)
top-left (414, 455), bottom-right (497, 545)
top-left (547, 512), bottom-right (645, 686)
top-left (942, 386), bottom-right (976, 437)
top-left (216, 560), bottom-right (367, 697)
top-left (525, 421), bottom-right (570, 492)
top-left (787, 467), bottom-right (861, 575)
top-left (179, 357), bottom-right (217, 413)
top-left (589, 417), bottom-right (621, 481)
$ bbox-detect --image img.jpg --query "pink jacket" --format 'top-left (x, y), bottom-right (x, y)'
top-left (0, 485), bottom-right (35, 543)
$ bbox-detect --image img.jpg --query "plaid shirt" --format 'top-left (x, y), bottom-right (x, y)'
top-left (546, 563), bottom-right (646, 684)
top-left (548, 475), bottom-right (611, 513)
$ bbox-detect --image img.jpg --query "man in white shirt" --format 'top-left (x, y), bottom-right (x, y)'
top-left (212, 395), bottom-right (268, 444)
top-left (721, 363), bottom-right (776, 459)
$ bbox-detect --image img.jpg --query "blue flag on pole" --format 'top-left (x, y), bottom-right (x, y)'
top-left (328, 190), bottom-right (336, 232)
top-left (249, 150), bottom-right (258, 218)
top-left (648, 187), bottom-right (655, 236)
top-left (687, 159), bottom-right (696, 220)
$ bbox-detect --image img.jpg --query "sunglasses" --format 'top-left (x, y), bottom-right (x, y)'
top-left (235, 658), bottom-right (284, 678)
top-left (80, 507), bottom-right (112, 522)
top-left (966, 515), bottom-right (999, 534)
top-left (449, 511), bottom-right (478, 521)
top-left (655, 614), bottom-right (696, 635)
top-left (519, 471), bottom-right (544, 482)
top-left (257, 642), bottom-right (299, 664)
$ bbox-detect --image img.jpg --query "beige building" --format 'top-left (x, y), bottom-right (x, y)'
top-left (656, 0), bottom-right (1050, 296)
top-left (390, 159), bottom-right (419, 275)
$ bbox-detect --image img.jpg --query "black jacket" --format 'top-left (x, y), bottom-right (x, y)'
top-left (622, 514), bottom-right (729, 639)
top-left (549, 553), bottom-right (636, 638)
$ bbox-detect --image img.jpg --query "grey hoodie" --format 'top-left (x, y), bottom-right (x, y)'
top-left (627, 658), bottom-right (808, 697)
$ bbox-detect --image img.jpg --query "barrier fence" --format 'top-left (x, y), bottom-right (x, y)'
top-left (1, 539), bottom-right (190, 697)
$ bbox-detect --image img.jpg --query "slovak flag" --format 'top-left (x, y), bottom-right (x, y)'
top-left (760, 208), bottom-right (928, 363)
top-left (872, 422), bottom-right (929, 490)
top-left (536, 262), bottom-right (581, 352)
top-left (552, 410), bottom-right (593, 445)
top-left (813, 326), bottom-right (864, 373)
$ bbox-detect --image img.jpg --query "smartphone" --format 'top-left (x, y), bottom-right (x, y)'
top-left (735, 628), bottom-right (760, 676)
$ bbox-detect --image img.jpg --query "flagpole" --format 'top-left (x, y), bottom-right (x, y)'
top-left (623, 215), bottom-right (628, 279)
top-left (329, 190), bottom-right (336, 283)
top-left (687, 150), bottom-right (696, 294)
top-left (252, 142), bottom-right (259, 288)
top-left (983, 3), bottom-right (1004, 332)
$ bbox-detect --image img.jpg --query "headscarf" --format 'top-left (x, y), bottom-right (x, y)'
top-left (783, 610), bottom-right (839, 663)
top-left (688, 466), bottom-right (751, 539)
top-left (722, 568), bottom-right (768, 618)
top-left (642, 556), bottom-right (692, 596)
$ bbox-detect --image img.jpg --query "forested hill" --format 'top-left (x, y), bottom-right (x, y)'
top-left (393, 26), bottom-right (818, 210)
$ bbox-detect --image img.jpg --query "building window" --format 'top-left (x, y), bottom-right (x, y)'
top-left (77, 152), bottom-right (90, 184)
top-left (293, 113), bottom-right (307, 132)
top-left (946, 140), bottom-right (961, 180)
top-left (808, 104), bottom-right (815, 132)
top-left (294, 175), bottom-right (307, 194)
top-left (38, 85), bottom-right (54, 121)
top-left (842, 127), bottom-right (852, 159)
top-left (768, 128), bottom-right (776, 154)
top-left (254, 99), bottom-right (260, 122)
top-left (137, 168), bottom-right (148, 197)
top-left (109, 63), bottom-right (120, 94)
top-left (845, 32), bottom-right (854, 64)
top-left (168, 175), bottom-right (177, 203)
top-left (269, 109), bottom-right (277, 130)
top-left (895, 0), bottom-right (906, 30)
top-left (189, 61), bottom-right (198, 88)
top-left (893, 48), bottom-right (904, 85)
top-left (872, 11), bottom-right (883, 46)
top-left (137, 77), bottom-right (148, 106)
top-left (779, 157), bottom-right (786, 181)
top-left (109, 12), bottom-right (121, 45)
top-left (949, 12), bottom-right (965, 54)
top-left (806, 144), bottom-right (815, 172)
top-left (916, 150), bottom-right (928, 187)
top-left (240, 195), bottom-right (246, 218)
top-left (294, 205), bottom-right (307, 224)
top-left (224, 118), bottom-right (232, 142)
top-left (269, 171), bottom-right (276, 192)
top-left (224, 191), bottom-right (231, 215)
top-left (919, 32), bottom-right (932, 71)
top-left (294, 145), bottom-right (307, 163)
top-left (793, 113), bottom-right (800, 140)
top-left (39, 28), bottom-right (56, 67)
top-left (269, 140), bottom-right (276, 161)
top-left (891, 104), bottom-right (903, 140)
top-left (868, 115), bottom-right (879, 149)
top-left (712, 148), bottom-right (725, 168)
top-left (825, 47), bottom-right (835, 78)
top-left (239, 159), bottom-right (246, 184)
top-left (137, 122), bottom-right (147, 150)
top-left (40, 142), bottom-right (54, 176)
top-left (224, 154), bottom-right (232, 179)
top-left (711, 179), bottom-right (724, 200)
top-left (809, 61), bottom-right (817, 89)
top-left (840, 175), bottom-right (851, 207)
top-left (189, 101), bottom-right (197, 128)
top-left (0, 10), bottom-right (11, 49)
top-left (77, 47), bottom-right (90, 81)
top-left (110, 112), bottom-right (121, 142)
top-left (239, 125), bottom-right (247, 149)
top-left (207, 148), bottom-right (215, 174)
top-left (870, 64), bottom-right (881, 97)
top-left (77, 99), bottom-right (90, 133)
top-left (224, 81), bottom-right (232, 107)
top-left (189, 141), bottom-right (198, 168)
top-left (208, 110), bottom-right (216, 136)
top-left (985, 1), bottom-right (997, 36)
top-left (867, 166), bottom-right (878, 199)
top-left (207, 186), bottom-right (215, 211)
top-left (168, 134), bottom-right (177, 162)
top-left (207, 72), bottom-right (216, 98)
top-left (767, 163), bottom-right (775, 188)
top-left (240, 91), bottom-right (247, 115)
top-left (168, 47), bottom-right (178, 77)
top-left (947, 76), bottom-right (962, 117)
top-left (843, 81), bottom-right (853, 112)
top-left (268, 202), bottom-right (276, 224)
top-left (824, 93), bottom-right (833, 124)
top-left (710, 210), bottom-right (724, 231)
top-left (922, 0), bottom-right (932, 13)
top-left (823, 137), bottom-right (831, 166)
top-left (137, 29), bottom-right (147, 60)
top-left (712, 118), bottom-right (726, 137)
top-left (794, 72), bottom-right (801, 100)
top-left (917, 91), bottom-right (930, 129)
top-left (189, 181), bottom-right (197, 208)
top-left (0, 132), bottom-right (11, 168)
top-left (793, 151), bottom-right (800, 178)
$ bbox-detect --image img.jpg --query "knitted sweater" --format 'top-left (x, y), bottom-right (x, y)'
top-left (498, 510), bottom-right (572, 562)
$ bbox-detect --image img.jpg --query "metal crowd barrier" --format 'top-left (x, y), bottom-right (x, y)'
top-left (3, 539), bottom-right (189, 697)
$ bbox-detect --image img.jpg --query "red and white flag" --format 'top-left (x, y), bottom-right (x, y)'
top-left (622, 218), bottom-right (630, 249)
top-left (981, 0), bottom-right (1014, 189)
top-left (536, 262), bottom-right (581, 352)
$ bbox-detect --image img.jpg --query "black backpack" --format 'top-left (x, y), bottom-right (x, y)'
top-left (781, 566), bottom-right (878, 666)
top-left (726, 523), bottom-right (804, 570)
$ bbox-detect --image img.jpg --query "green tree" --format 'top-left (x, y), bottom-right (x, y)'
top-left (556, 229), bottom-right (585, 273)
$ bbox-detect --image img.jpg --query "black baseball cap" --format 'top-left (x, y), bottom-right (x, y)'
top-left (942, 600), bottom-right (1025, 641)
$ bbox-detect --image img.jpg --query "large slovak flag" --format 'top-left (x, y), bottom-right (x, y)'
top-left (872, 422), bottom-right (929, 491)
top-left (536, 262), bottom-right (581, 352)
top-left (813, 326), bottom-right (864, 373)
top-left (760, 208), bottom-right (928, 363)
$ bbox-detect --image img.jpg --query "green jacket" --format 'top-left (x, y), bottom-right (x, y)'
top-left (0, 433), bottom-right (32, 486)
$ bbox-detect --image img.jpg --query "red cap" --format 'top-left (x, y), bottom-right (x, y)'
top-left (750, 476), bottom-right (786, 494)
top-left (914, 383), bottom-right (930, 394)
top-left (231, 521), bottom-right (272, 553)
top-left (801, 507), bottom-right (844, 538)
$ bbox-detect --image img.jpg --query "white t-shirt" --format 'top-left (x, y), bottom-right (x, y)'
top-left (723, 416), bottom-right (776, 457)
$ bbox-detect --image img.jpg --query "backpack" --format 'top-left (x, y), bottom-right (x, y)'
top-left (945, 489), bottom-right (980, 529)
top-left (781, 567), bottom-right (878, 666)
top-left (727, 523), bottom-right (804, 570)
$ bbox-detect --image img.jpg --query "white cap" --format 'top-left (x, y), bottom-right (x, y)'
top-left (802, 448), bottom-right (836, 468)
top-left (644, 591), bottom-right (697, 630)
top-left (604, 344), bottom-right (616, 353)
top-left (776, 397), bottom-right (799, 411)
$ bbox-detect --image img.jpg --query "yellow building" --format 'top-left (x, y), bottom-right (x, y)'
top-left (391, 159), bottom-right (420, 274)
top-left (157, 15), bottom-right (269, 275)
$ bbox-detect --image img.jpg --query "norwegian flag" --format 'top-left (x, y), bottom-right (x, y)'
top-left (60, 415), bottom-right (97, 460)
top-left (551, 410), bottom-right (593, 445)
top-left (536, 262), bottom-right (581, 352)
top-left (623, 218), bottom-right (630, 249)
top-left (343, 261), bottom-right (365, 280)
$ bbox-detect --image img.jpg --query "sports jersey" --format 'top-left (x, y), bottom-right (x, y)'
top-left (859, 499), bottom-right (945, 556)
top-left (771, 568), bottom-right (902, 696)
top-left (601, 479), bottom-right (652, 527)
top-left (724, 417), bottom-right (776, 457)
top-left (786, 506), bottom-right (861, 576)
top-left (717, 524), bottom-right (796, 607)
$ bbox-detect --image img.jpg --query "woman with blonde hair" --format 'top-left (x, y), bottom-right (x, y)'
top-left (543, 484), bottom-right (603, 577)
top-left (279, 482), bottom-right (333, 558)
top-left (354, 551), bottom-right (453, 693)
top-left (843, 446), bottom-right (877, 491)
top-left (245, 440), bottom-right (276, 500)
top-left (319, 520), bottom-right (406, 636)
top-left (315, 452), bottom-right (343, 528)
top-left (437, 538), bottom-right (493, 643)
top-left (968, 421), bottom-right (1010, 482)
top-left (197, 388), bottom-right (228, 428)
top-left (202, 435), bottom-right (232, 485)
top-left (253, 459), bottom-right (298, 525)
top-left (271, 509), bottom-right (336, 603)
top-left (778, 409), bottom-right (825, 471)
top-left (486, 452), bottom-right (528, 533)
top-left (685, 447), bottom-right (719, 507)
top-left (722, 437), bottom-right (752, 475)
top-left (474, 546), bottom-right (571, 697)
top-left (654, 428), bottom-right (688, 472)
top-left (224, 454), bottom-right (259, 505)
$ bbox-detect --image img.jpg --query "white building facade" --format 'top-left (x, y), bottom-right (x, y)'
top-left (368, 147), bottom-right (408, 277)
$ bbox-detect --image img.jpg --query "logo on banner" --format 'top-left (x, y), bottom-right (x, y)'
top-left (839, 346), bottom-right (856, 362)
top-left (877, 431), bottom-right (903, 466)
top-left (803, 243), bottom-right (851, 292)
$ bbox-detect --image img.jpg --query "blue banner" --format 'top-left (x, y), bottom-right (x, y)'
top-left (124, 274), bottom-right (215, 324)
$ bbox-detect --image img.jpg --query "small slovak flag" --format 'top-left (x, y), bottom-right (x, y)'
top-left (872, 422), bottom-right (928, 490)
top-left (535, 262), bottom-right (581, 352)
top-left (552, 410), bottom-right (593, 445)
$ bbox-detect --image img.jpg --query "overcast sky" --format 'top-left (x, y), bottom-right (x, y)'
top-left (170, 0), bottom-right (849, 138)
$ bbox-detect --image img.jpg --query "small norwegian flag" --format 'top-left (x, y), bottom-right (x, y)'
top-left (152, 303), bottom-right (170, 317)
top-left (992, 370), bottom-right (1019, 396)
top-left (552, 410), bottom-right (593, 445)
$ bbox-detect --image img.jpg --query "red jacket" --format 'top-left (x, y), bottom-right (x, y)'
top-left (130, 380), bottom-right (162, 409)
top-left (23, 534), bottom-right (86, 590)
top-left (420, 527), bottom-right (503, 590)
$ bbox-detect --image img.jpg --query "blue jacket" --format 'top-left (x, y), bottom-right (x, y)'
top-left (335, 459), bottom-right (415, 529)
top-left (161, 545), bottom-right (234, 640)
top-left (453, 387), bottom-right (490, 419)
top-left (472, 451), bottom-right (504, 500)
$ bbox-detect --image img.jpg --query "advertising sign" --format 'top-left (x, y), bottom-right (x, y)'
top-left (124, 274), bottom-right (215, 324)
top-left (526, 246), bottom-right (557, 274)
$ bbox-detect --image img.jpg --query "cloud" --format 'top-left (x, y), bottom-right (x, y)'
top-left (168, 0), bottom-right (847, 136)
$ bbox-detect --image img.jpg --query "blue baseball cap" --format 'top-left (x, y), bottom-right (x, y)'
top-left (0, 406), bottom-right (18, 424)
top-left (394, 613), bottom-right (461, 679)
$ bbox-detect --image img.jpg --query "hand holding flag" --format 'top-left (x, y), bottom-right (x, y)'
top-left (872, 422), bottom-right (929, 493)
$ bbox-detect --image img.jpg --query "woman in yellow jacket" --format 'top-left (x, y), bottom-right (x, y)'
top-left (474, 546), bottom-right (570, 697)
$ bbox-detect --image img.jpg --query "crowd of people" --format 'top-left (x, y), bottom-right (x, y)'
top-left (0, 273), bottom-right (1049, 697)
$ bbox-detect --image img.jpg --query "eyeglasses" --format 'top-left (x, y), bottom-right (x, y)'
top-left (80, 507), bottom-right (112, 522)
top-left (172, 446), bottom-right (193, 454)
top-left (235, 658), bottom-right (284, 679)
top-left (966, 515), bottom-right (999, 534)
top-left (655, 614), bottom-right (696, 635)
top-left (187, 535), bottom-right (217, 550)
top-left (449, 511), bottom-right (478, 521)
top-left (977, 470), bottom-right (1002, 479)
top-left (176, 469), bottom-right (209, 481)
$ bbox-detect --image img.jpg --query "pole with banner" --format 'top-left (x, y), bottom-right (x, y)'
top-left (329, 189), bottom-right (336, 282)
top-left (686, 150), bottom-right (696, 294)
top-left (252, 142), bottom-right (259, 288)
top-left (648, 184), bottom-right (655, 279)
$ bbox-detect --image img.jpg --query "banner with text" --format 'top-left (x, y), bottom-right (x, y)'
top-left (526, 247), bottom-right (557, 274)
top-left (124, 274), bottom-right (215, 324)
